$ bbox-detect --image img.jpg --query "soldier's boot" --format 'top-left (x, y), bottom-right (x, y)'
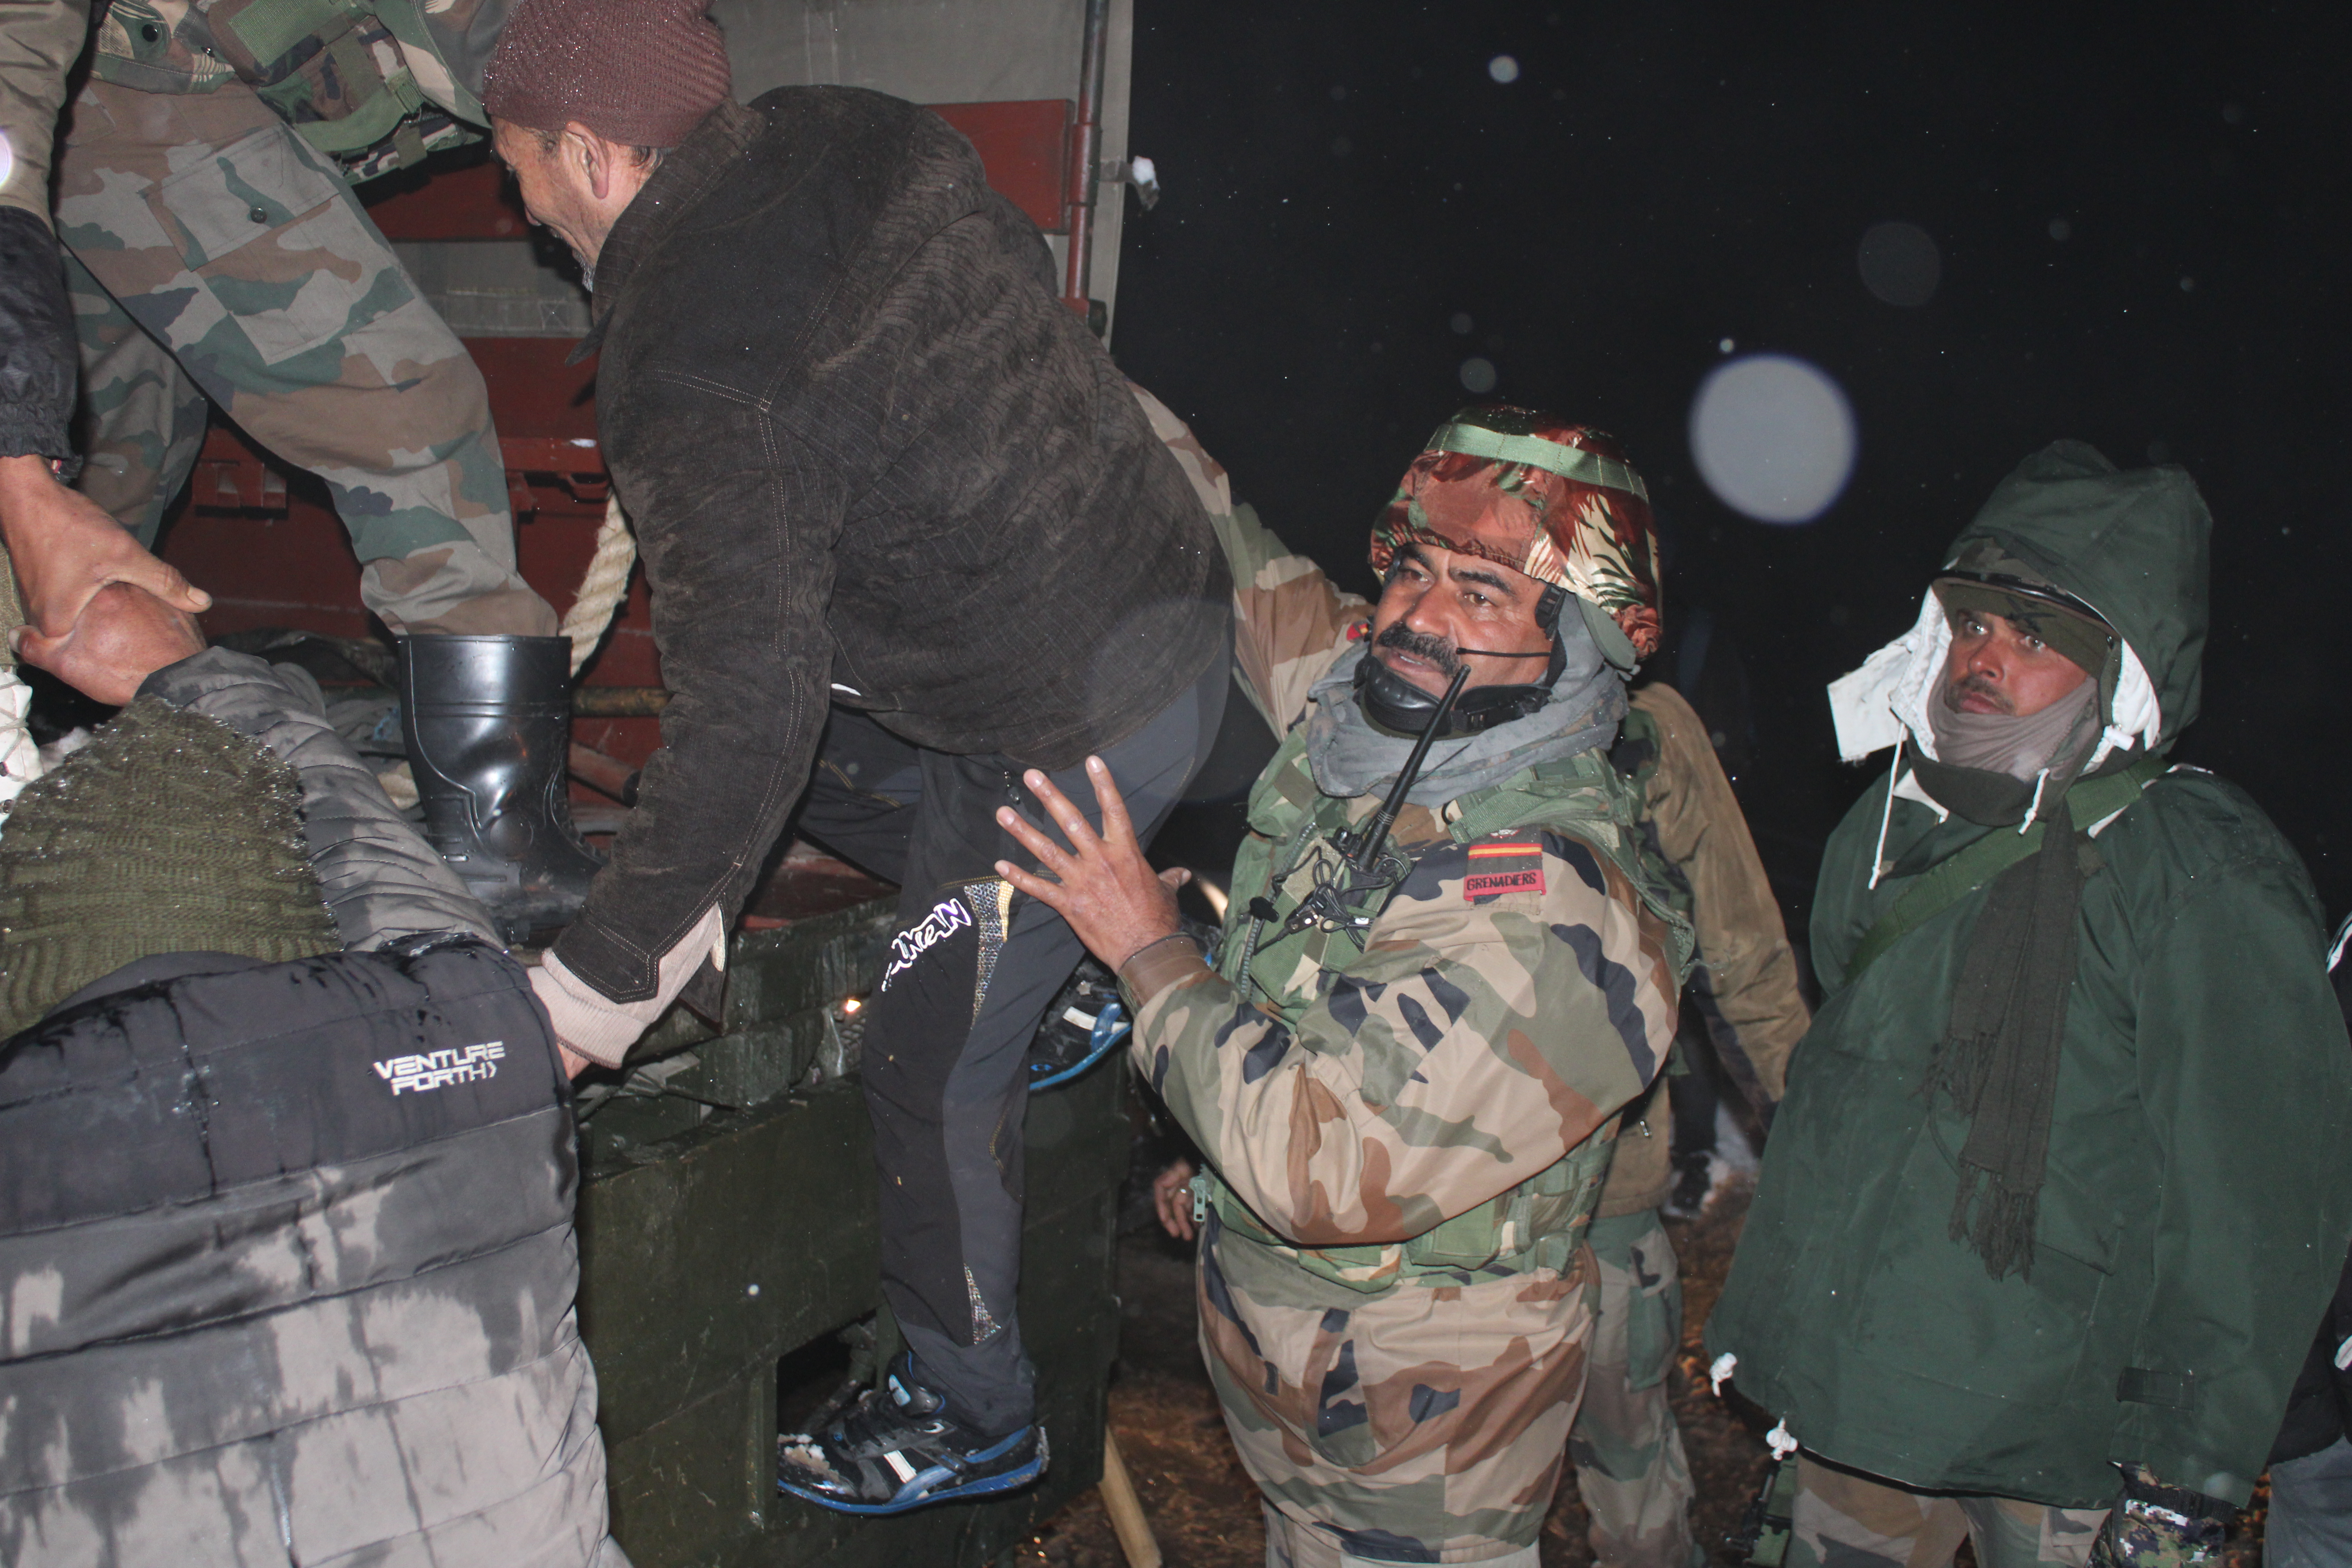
top-left (777, 1352), bottom-right (1047, 1515)
top-left (399, 635), bottom-right (602, 940)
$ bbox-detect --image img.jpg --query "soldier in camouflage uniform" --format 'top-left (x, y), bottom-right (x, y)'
top-left (36, 0), bottom-right (629, 930)
top-left (1135, 389), bottom-right (1811, 1568)
top-left (1002, 401), bottom-right (1690, 1567)
top-left (55, 0), bottom-right (553, 637)
top-left (0, 0), bottom-right (217, 709)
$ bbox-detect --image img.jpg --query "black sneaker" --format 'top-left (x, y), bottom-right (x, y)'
top-left (776, 1355), bottom-right (1047, 1515)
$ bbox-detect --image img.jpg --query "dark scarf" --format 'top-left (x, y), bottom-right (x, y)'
top-left (1923, 790), bottom-right (2084, 1280)
top-left (1909, 661), bottom-right (2111, 1281)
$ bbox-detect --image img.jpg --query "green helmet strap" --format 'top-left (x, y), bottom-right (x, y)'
top-left (1431, 423), bottom-right (1651, 501)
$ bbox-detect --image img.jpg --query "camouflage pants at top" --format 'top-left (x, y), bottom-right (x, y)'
top-left (1790, 1454), bottom-right (2108, 1568)
top-left (1569, 1210), bottom-right (1700, 1568)
top-left (1199, 1210), bottom-right (1592, 1566)
top-left (55, 75), bottom-right (556, 637)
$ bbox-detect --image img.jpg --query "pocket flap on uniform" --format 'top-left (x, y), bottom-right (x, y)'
top-left (156, 124), bottom-right (341, 268)
top-left (2116, 1367), bottom-right (2198, 1410)
top-left (218, 0), bottom-right (369, 74)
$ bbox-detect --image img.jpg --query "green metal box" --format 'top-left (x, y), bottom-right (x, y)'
top-left (575, 898), bottom-right (1127, 1567)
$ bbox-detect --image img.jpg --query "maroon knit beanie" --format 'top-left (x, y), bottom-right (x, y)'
top-left (484, 0), bottom-right (732, 149)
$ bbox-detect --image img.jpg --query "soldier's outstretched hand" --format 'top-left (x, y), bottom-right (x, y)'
top-left (996, 756), bottom-right (1191, 972)
top-left (1, 456), bottom-right (212, 700)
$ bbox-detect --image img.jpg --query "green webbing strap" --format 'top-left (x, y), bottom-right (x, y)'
top-left (388, 118), bottom-right (427, 171)
top-left (1738, 1454), bottom-right (1801, 1567)
top-left (226, 0), bottom-right (369, 70)
top-left (1432, 425), bottom-right (1650, 500)
top-left (1842, 753), bottom-right (2168, 986)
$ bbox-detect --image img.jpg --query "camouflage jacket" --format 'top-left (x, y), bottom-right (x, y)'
top-left (1134, 392), bottom-right (1806, 1228)
top-left (1122, 391), bottom-right (1691, 1292)
top-left (88, 0), bottom-right (506, 178)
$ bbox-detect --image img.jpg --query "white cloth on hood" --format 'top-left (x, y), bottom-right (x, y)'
top-left (1826, 587), bottom-right (2163, 774)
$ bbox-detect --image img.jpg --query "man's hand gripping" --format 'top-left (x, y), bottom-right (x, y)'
top-left (993, 756), bottom-right (1192, 974)
top-left (0, 455), bottom-right (211, 701)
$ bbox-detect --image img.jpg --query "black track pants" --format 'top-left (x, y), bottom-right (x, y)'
top-left (795, 659), bottom-right (1227, 1436)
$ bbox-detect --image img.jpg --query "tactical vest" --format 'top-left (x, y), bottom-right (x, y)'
top-left (1200, 726), bottom-right (1694, 1292)
top-left (93, 0), bottom-right (489, 181)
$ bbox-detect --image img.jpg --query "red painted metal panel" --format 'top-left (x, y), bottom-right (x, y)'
top-left (928, 99), bottom-right (1072, 233)
top-left (362, 159), bottom-right (531, 240)
top-left (466, 336), bottom-right (599, 438)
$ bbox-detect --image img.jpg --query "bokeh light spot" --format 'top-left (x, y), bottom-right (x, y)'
top-left (1450, 312), bottom-right (1474, 335)
top-left (1488, 54), bottom-right (1520, 83)
top-left (1459, 356), bottom-right (1499, 394)
top-left (1857, 221), bottom-right (1941, 307)
top-left (2048, 217), bottom-right (2072, 241)
top-left (1689, 354), bottom-right (1858, 525)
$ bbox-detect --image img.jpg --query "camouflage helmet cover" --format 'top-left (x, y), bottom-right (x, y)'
top-left (1368, 405), bottom-right (1664, 658)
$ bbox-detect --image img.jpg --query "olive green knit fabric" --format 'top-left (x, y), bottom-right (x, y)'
top-left (0, 696), bottom-right (337, 1036)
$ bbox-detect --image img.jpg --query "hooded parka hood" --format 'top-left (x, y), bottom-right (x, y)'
top-left (1949, 439), bottom-right (2209, 743)
top-left (1827, 442), bottom-right (2210, 781)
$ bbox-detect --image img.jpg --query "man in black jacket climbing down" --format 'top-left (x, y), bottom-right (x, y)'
top-left (481, 0), bottom-right (1230, 1514)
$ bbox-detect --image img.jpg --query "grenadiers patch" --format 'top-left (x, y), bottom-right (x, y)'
top-left (1463, 840), bottom-right (1545, 902)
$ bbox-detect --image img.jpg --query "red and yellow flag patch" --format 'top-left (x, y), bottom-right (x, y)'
top-left (1463, 840), bottom-right (1545, 900)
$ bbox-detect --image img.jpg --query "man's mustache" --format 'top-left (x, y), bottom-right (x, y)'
top-left (1374, 621), bottom-right (1463, 677)
top-left (1949, 672), bottom-right (2014, 715)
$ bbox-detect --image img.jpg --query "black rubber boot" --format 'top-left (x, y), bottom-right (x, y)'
top-left (399, 635), bottom-right (603, 939)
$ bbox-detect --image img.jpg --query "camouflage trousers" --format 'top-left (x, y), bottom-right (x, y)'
top-left (1789, 1454), bottom-right (2109, 1568)
top-left (55, 75), bottom-right (555, 637)
top-left (1569, 1210), bottom-right (1699, 1568)
top-left (1198, 1211), bottom-right (1592, 1565)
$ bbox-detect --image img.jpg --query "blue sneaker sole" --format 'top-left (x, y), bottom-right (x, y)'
top-left (777, 1449), bottom-right (1047, 1516)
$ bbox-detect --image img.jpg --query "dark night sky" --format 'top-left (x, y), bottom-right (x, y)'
top-left (1114, 2), bottom-right (2352, 933)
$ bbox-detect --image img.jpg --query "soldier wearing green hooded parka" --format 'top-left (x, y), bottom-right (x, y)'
top-left (1705, 442), bottom-right (2352, 1568)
